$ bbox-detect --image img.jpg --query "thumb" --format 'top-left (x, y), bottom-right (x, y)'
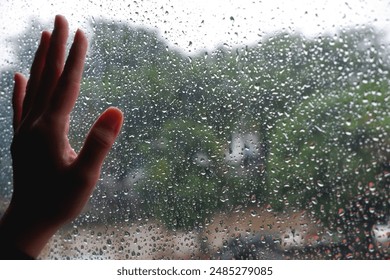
top-left (75, 107), bottom-right (123, 177)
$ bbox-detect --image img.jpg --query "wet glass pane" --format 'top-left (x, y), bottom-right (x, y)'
top-left (0, 0), bottom-right (389, 259)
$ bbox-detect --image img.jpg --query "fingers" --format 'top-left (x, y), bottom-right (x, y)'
top-left (12, 73), bottom-right (27, 131)
top-left (29, 15), bottom-right (69, 118)
top-left (47, 29), bottom-right (88, 118)
top-left (22, 31), bottom-right (51, 119)
top-left (74, 107), bottom-right (123, 179)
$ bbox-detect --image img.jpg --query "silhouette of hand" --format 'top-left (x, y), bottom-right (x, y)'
top-left (0, 15), bottom-right (123, 258)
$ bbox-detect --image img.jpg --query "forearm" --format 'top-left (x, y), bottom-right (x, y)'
top-left (0, 205), bottom-right (59, 259)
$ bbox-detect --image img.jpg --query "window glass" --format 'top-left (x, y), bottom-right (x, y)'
top-left (0, 0), bottom-right (389, 259)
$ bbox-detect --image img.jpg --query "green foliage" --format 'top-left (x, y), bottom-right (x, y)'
top-left (136, 119), bottom-right (223, 229)
top-left (2, 18), bottom-right (390, 231)
top-left (267, 83), bottom-right (390, 222)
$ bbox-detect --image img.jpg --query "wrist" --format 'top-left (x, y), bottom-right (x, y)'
top-left (0, 204), bottom-right (59, 259)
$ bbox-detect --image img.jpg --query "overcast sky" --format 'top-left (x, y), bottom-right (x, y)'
top-left (1, 0), bottom-right (390, 68)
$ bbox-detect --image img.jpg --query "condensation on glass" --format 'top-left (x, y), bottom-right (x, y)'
top-left (0, 0), bottom-right (389, 259)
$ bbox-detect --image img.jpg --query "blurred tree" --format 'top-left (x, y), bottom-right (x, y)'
top-left (266, 82), bottom-right (390, 256)
top-left (137, 118), bottom-right (223, 229)
top-left (2, 18), bottom-right (389, 244)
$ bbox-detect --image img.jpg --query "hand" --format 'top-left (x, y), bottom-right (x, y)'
top-left (0, 15), bottom-right (123, 258)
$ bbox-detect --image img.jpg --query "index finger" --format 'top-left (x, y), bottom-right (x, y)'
top-left (47, 28), bottom-right (88, 119)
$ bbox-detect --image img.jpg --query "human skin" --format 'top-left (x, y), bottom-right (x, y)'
top-left (0, 15), bottom-right (123, 258)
